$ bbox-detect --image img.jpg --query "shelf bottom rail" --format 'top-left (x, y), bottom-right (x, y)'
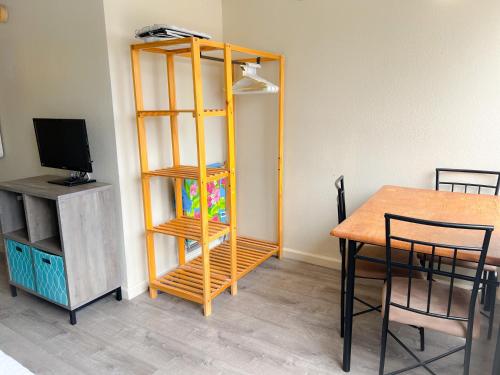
top-left (151, 236), bottom-right (279, 304)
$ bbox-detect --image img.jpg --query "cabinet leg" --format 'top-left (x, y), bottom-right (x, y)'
top-left (69, 310), bottom-right (77, 325)
top-left (10, 285), bottom-right (17, 297)
top-left (115, 287), bottom-right (122, 301)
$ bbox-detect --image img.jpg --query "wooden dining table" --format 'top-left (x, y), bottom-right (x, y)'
top-left (331, 185), bottom-right (500, 373)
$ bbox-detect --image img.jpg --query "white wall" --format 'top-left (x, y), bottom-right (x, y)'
top-left (222, 0), bottom-right (500, 267)
top-left (103, 0), bottom-right (225, 298)
top-left (0, 0), bottom-right (125, 266)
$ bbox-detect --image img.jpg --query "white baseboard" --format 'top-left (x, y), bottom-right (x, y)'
top-left (283, 247), bottom-right (341, 270)
top-left (122, 280), bottom-right (148, 300)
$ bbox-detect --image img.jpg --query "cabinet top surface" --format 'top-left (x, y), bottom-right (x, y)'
top-left (0, 175), bottom-right (111, 200)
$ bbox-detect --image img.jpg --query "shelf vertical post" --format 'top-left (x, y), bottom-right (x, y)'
top-left (191, 38), bottom-right (212, 316)
top-left (277, 56), bottom-right (285, 259)
top-left (131, 48), bottom-right (157, 298)
top-left (166, 54), bottom-right (186, 266)
top-left (224, 44), bottom-right (238, 295)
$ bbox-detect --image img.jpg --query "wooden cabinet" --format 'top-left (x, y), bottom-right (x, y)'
top-left (0, 175), bottom-right (122, 324)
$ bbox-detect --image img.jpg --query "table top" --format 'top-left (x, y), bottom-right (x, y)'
top-left (331, 185), bottom-right (500, 266)
top-left (0, 175), bottom-right (111, 201)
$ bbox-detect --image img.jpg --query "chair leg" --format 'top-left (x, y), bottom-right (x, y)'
top-left (340, 249), bottom-right (346, 338)
top-left (464, 317), bottom-right (476, 375)
top-left (419, 327), bottom-right (425, 351)
top-left (379, 308), bottom-right (390, 375)
top-left (464, 340), bottom-right (472, 375)
top-left (485, 271), bottom-right (493, 312)
top-left (481, 270), bottom-right (487, 305)
top-left (419, 254), bottom-right (426, 268)
top-left (493, 323), bottom-right (500, 375)
top-left (487, 273), bottom-right (497, 340)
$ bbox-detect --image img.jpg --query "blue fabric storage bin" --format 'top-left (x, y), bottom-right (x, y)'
top-left (32, 248), bottom-right (68, 306)
top-left (5, 239), bottom-right (35, 291)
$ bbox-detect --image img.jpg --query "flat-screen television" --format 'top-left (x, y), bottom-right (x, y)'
top-left (34, 118), bottom-right (92, 172)
top-left (33, 118), bottom-right (95, 186)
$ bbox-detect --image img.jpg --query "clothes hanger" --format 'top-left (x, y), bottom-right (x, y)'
top-left (232, 62), bottom-right (279, 95)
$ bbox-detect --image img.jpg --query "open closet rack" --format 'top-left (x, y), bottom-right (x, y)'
top-left (130, 37), bottom-right (284, 316)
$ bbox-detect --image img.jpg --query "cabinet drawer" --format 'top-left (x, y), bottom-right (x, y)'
top-left (5, 240), bottom-right (35, 291)
top-left (32, 249), bottom-right (68, 306)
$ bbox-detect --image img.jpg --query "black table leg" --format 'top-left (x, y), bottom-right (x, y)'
top-left (10, 285), bottom-right (17, 297)
top-left (343, 240), bottom-right (357, 372)
top-left (493, 323), bottom-right (500, 375)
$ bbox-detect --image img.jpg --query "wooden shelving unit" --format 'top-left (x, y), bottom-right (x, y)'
top-left (130, 37), bottom-right (284, 316)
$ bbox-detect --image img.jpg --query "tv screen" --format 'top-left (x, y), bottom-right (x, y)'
top-left (33, 118), bottom-right (93, 173)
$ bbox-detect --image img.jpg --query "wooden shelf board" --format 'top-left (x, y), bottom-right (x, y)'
top-left (3, 229), bottom-right (63, 256)
top-left (150, 217), bottom-right (229, 242)
top-left (143, 165), bottom-right (228, 182)
top-left (131, 37), bottom-right (193, 51)
top-left (137, 110), bottom-right (193, 117)
top-left (150, 280), bottom-right (203, 304)
top-left (33, 236), bottom-right (63, 256)
top-left (203, 109), bottom-right (226, 117)
top-left (132, 38), bottom-right (281, 61)
top-left (137, 109), bottom-right (225, 118)
top-left (152, 236), bottom-right (278, 304)
top-left (3, 228), bottom-right (29, 243)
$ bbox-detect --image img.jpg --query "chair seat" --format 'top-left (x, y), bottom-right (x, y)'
top-left (382, 277), bottom-right (480, 339)
top-left (354, 244), bottom-right (424, 280)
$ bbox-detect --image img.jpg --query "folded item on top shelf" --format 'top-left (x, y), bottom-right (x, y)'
top-left (135, 24), bottom-right (211, 42)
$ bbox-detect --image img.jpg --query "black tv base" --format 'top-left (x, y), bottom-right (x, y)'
top-left (48, 176), bottom-right (96, 187)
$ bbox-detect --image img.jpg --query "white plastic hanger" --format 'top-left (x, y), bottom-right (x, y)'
top-left (232, 63), bottom-right (279, 95)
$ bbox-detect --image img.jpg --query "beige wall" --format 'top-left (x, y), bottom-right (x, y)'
top-left (0, 0), bottom-right (125, 265)
top-left (103, 0), bottom-right (225, 298)
top-left (3, 0), bottom-right (500, 299)
top-left (222, 0), bottom-right (500, 267)
top-left (0, 0), bottom-right (120, 183)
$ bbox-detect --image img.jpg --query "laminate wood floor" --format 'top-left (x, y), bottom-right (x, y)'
top-left (0, 255), bottom-right (497, 374)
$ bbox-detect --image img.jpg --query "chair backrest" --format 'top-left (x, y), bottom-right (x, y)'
top-left (436, 168), bottom-right (500, 195)
top-left (335, 175), bottom-right (346, 224)
top-left (384, 214), bottom-right (493, 329)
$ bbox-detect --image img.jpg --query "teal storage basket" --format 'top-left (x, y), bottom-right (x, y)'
top-left (6, 240), bottom-right (35, 291)
top-left (32, 248), bottom-right (68, 306)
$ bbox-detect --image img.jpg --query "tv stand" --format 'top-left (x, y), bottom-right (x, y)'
top-left (0, 175), bottom-right (121, 325)
top-left (48, 176), bottom-right (96, 187)
top-left (48, 172), bottom-right (96, 187)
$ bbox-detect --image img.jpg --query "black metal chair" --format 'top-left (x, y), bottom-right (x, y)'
top-left (379, 213), bottom-right (494, 375)
top-left (435, 168), bottom-right (500, 195)
top-left (335, 176), bottom-right (423, 339)
top-left (433, 168), bottom-right (500, 339)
